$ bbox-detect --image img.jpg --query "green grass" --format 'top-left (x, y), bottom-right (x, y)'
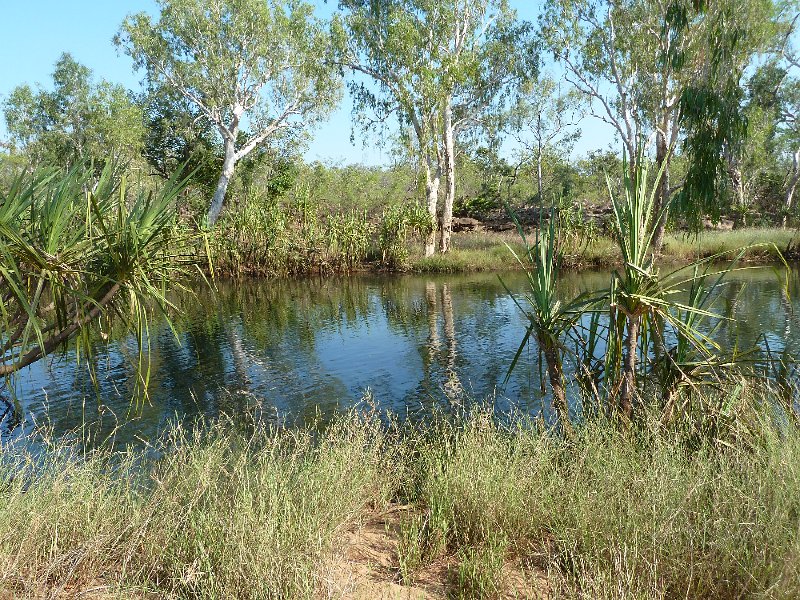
top-left (409, 227), bottom-right (800, 274)
top-left (3, 394), bottom-right (800, 599)
top-left (0, 414), bottom-right (395, 599)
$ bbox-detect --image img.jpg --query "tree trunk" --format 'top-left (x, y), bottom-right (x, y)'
top-left (652, 128), bottom-right (670, 255)
top-left (618, 314), bottom-right (639, 421)
top-left (424, 161), bottom-right (441, 257)
top-left (784, 148), bottom-right (800, 229)
top-left (536, 115), bottom-right (544, 204)
top-left (541, 338), bottom-right (570, 430)
top-left (727, 161), bottom-right (746, 227)
top-left (440, 100), bottom-right (456, 254)
top-left (208, 138), bottom-right (237, 226)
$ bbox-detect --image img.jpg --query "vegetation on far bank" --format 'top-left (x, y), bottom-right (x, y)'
top-left (410, 227), bottom-right (800, 274)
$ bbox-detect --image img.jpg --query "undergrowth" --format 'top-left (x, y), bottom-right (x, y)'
top-left (2, 392), bottom-right (800, 599)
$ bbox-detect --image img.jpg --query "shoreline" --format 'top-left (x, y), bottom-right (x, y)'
top-left (3, 401), bottom-right (799, 599)
top-left (205, 226), bottom-right (800, 278)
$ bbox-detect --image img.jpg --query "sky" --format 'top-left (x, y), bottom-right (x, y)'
top-left (0, 0), bottom-right (615, 166)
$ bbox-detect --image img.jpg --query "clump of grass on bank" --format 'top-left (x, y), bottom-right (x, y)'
top-left (409, 227), bottom-right (800, 274)
top-left (3, 396), bottom-right (800, 599)
top-left (401, 409), bottom-right (800, 599)
top-left (0, 414), bottom-right (395, 599)
top-left (662, 227), bottom-right (798, 263)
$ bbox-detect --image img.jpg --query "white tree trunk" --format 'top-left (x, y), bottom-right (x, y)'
top-left (424, 161), bottom-right (441, 257)
top-left (652, 124), bottom-right (670, 254)
top-left (208, 137), bottom-right (237, 226)
top-left (440, 101), bottom-right (456, 254)
top-left (785, 148), bottom-right (800, 229)
top-left (536, 115), bottom-right (544, 204)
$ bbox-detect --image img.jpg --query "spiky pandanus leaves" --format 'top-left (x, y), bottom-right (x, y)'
top-left (605, 147), bottom-right (785, 422)
top-left (503, 205), bottom-right (597, 431)
top-left (0, 162), bottom-right (193, 403)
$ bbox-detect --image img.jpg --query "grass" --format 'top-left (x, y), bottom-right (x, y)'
top-left (409, 227), bottom-right (799, 274)
top-left (2, 392), bottom-right (800, 599)
top-left (0, 413), bottom-right (395, 599)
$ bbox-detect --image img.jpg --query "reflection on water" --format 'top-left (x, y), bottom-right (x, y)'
top-left (3, 266), bottom-right (799, 446)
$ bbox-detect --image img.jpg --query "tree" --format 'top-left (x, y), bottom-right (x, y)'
top-left (676, 0), bottom-right (794, 230)
top-left (758, 14), bottom-right (800, 226)
top-left (509, 73), bottom-right (582, 204)
top-left (336, 0), bottom-right (536, 254)
top-left (141, 86), bottom-right (222, 196)
top-left (777, 62), bottom-right (800, 225)
top-left (3, 53), bottom-right (145, 169)
top-left (540, 0), bottom-right (785, 249)
top-left (117, 0), bottom-right (342, 226)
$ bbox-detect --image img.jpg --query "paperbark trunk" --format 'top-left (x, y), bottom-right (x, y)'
top-left (424, 161), bottom-right (441, 257)
top-left (208, 138), bottom-right (237, 226)
top-left (440, 100), bottom-right (455, 254)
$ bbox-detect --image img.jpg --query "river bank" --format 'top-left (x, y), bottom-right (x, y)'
top-left (2, 392), bottom-right (799, 600)
top-left (409, 227), bottom-right (799, 273)
top-left (208, 226), bottom-right (799, 277)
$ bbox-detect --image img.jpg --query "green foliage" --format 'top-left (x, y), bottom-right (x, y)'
top-left (378, 202), bottom-right (433, 268)
top-left (117, 0), bottom-right (343, 223)
top-left (2, 53), bottom-right (145, 169)
top-left (326, 210), bottom-right (373, 270)
top-left (0, 161), bottom-right (192, 390)
top-left (141, 85), bottom-right (221, 195)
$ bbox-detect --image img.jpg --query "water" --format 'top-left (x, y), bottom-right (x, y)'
top-left (3, 266), bottom-right (799, 446)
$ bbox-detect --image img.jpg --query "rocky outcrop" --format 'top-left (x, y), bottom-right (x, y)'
top-left (451, 217), bottom-right (483, 232)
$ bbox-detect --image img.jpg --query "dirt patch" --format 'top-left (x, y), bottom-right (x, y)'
top-left (322, 504), bottom-right (446, 600)
top-left (324, 504), bottom-right (551, 600)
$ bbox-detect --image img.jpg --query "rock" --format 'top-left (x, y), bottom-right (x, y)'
top-left (702, 218), bottom-right (734, 231)
top-left (451, 217), bottom-right (483, 232)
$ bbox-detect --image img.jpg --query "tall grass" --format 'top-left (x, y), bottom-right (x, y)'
top-left (0, 413), bottom-right (394, 599)
top-left (396, 395), bottom-right (800, 599)
top-left (3, 390), bottom-right (800, 598)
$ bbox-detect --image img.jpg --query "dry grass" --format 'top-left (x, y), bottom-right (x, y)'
top-left (409, 227), bottom-right (799, 273)
top-left (3, 396), bottom-right (800, 599)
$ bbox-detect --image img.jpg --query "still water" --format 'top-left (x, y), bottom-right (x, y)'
top-left (2, 267), bottom-right (798, 445)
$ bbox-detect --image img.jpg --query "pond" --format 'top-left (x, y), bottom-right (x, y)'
top-left (2, 266), bottom-right (799, 446)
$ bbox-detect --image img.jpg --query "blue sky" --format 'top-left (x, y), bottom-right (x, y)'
top-left (0, 0), bottom-right (615, 165)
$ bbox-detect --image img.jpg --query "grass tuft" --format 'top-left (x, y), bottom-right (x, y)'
top-left (3, 393), bottom-right (800, 598)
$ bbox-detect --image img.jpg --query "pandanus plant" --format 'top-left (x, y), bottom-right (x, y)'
top-left (505, 147), bottom-right (787, 428)
top-left (0, 161), bottom-right (192, 403)
top-left (503, 207), bottom-right (595, 429)
top-left (604, 149), bottom-right (776, 421)
top-left (606, 152), bottom-right (668, 418)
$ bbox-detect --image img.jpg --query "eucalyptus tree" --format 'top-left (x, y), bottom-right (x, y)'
top-left (509, 74), bottom-right (582, 203)
top-left (117, 0), bottom-right (342, 226)
top-left (676, 0), bottom-right (795, 229)
top-left (761, 18), bottom-right (800, 226)
top-left (336, 0), bottom-right (536, 254)
top-left (778, 64), bottom-right (800, 225)
top-left (3, 53), bottom-right (145, 169)
top-left (540, 0), bottom-right (785, 250)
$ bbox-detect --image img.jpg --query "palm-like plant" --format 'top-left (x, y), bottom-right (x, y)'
top-left (0, 162), bottom-right (192, 399)
top-left (503, 207), bottom-right (595, 428)
top-left (607, 152), bottom-right (666, 417)
top-left (606, 149), bottom-right (775, 421)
